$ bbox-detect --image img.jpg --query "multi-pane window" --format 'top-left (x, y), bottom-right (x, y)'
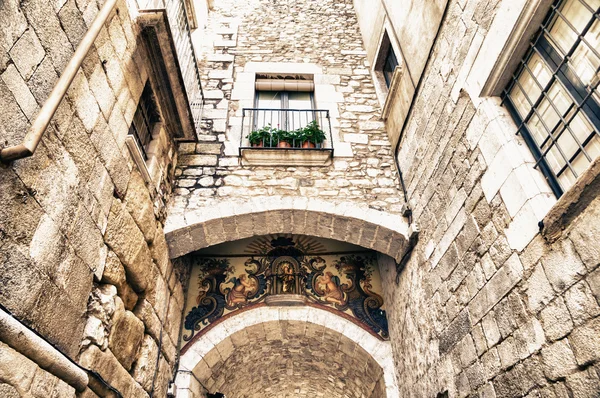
top-left (503, 0), bottom-right (600, 197)
top-left (383, 46), bottom-right (398, 88)
top-left (254, 90), bottom-right (315, 131)
top-left (129, 83), bottom-right (160, 160)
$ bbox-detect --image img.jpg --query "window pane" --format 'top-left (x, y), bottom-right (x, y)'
top-left (550, 0), bottom-right (595, 54)
top-left (287, 92), bottom-right (313, 131)
top-left (570, 19), bottom-right (600, 88)
top-left (383, 47), bottom-right (398, 87)
top-left (256, 91), bottom-right (282, 130)
top-left (509, 53), bottom-right (552, 118)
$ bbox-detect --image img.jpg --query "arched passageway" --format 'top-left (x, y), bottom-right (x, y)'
top-left (164, 197), bottom-right (410, 262)
top-left (176, 306), bottom-right (398, 398)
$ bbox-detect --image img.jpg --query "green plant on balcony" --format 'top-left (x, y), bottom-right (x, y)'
top-left (247, 124), bottom-right (276, 147)
top-left (274, 129), bottom-right (296, 148)
top-left (297, 120), bottom-right (326, 148)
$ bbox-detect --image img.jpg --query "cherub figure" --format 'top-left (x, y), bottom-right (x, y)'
top-left (226, 274), bottom-right (256, 306)
top-left (317, 272), bottom-right (345, 305)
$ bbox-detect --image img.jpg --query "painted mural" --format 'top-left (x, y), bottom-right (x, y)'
top-left (183, 235), bottom-right (389, 344)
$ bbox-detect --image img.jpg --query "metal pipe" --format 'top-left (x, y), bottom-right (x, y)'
top-left (0, 306), bottom-right (89, 391)
top-left (0, 0), bottom-right (118, 162)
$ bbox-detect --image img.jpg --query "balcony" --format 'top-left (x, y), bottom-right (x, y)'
top-left (239, 108), bottom-right (334, 166)
top-left (136, 0), bottom-right (204, 141)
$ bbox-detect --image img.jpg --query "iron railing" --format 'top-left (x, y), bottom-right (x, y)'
top-left (240, 108), bottom-right (333, 149)
top-left (138, 0), bottom-right (204, 133)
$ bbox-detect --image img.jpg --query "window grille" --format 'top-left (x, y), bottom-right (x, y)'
top-left (129, 83), bottom-right (161, 160)
top-left (502, 0), bottom-right (600, 197)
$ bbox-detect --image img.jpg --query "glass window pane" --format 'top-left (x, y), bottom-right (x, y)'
top-left (550, 0), bottom-right (595, 54)
top-left (287, 92), bottom-right (313, 131)
top-left (545, 144), bottom-right (567, 174)
top-left (556, 127), bottom-right (579, 160)
top-left (570, 19), bottom-right (600, 87)
top-left (257, 91), bottom-right (282, 108)
top-left (558, 167), bottom-right (577, 188)
top-left (256, 91), bottom-right (282, 130)
top-left (509, 54), bottom-right (552, 118)
top-left (569, 110), bottom-right (595, 143)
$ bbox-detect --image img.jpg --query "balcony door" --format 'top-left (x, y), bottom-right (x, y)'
top-left (255, 91), bottom-right (315, 131)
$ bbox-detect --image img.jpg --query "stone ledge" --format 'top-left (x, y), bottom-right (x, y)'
top-left (542, 156), bottom-right (600, 243)
top-left (240, 147), bottom-right (333, 166)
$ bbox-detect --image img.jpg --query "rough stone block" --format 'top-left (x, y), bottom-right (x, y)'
top-left (542, 239), bottom-right (586, 294)
top-left (469, 253), bottom-right (524, 323)
top-left (564, 280), bottom-right (600, 326)
top-left (565, 367), bottom-right (600, 398)
top-left (79, 345), bottom-right (148, 398)
top-left (125, 171), bottom-right (157, 243)
top-left (133, 299), bottom-right (162, 342)
top-left (9, 28), bottom-right (45, 80)
top-left (439, 310), bottom-right (471, 355)
top-left (1, 64), bottom-right (38, 119)
top-left (541, 339), bottom-right (578, 381)
top-left (132, 334), bottom-right (159, 393)
top-left (104, 199), bottom-right (151, 291)
top-left (109, 300), bottom-right (145, 371)
top-left (540, 297), bottom-right (573, 342)
top-left (525, 262), bottom-right (555, 314)
top-left (569, 316), bottom-right (600, 365)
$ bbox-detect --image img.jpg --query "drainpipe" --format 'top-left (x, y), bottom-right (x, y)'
top-left (0, 306), bottom-right (88, 392)
top-left (0, 0), bottom-right (118, 162)
top-left (390, 1), bottom-right (451, 280)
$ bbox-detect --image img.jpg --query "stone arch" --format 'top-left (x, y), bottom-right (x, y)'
top-left (176, 306), bottom-right (399, 398)
top-left (164, 197), bottom-right (409, 261)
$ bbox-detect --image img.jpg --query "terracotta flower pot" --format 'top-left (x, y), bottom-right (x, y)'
top-left (278, 141), bottom-right (292, 148)
top-left (251, 142), bottom-right (264, 147)
top-left (302, 141), bottom-right (316, 148)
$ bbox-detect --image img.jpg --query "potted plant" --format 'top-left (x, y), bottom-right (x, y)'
top-left (247, 124), bottom-right (275, 147)
top-left (298, 120), bottom-right (326, 148)
top-left (274, 129), bottom-right (296, 148)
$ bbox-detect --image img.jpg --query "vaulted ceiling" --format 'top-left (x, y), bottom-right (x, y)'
top-left (192, 320), bottom-right (387, 398)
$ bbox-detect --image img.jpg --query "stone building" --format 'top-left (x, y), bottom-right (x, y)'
top-left (0, 0), bottom-right (599, 397)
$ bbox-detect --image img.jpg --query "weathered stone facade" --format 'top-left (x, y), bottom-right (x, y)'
top-left (166, 0), bottom-right (406, 234)
top-left (1, 0), bottom-right (599, 396)
top-left (0, 0), bottom-right (188, 396)
top-left (365, 0), bottom-right (600, 397)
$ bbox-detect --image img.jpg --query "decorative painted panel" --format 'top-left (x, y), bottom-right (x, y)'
top-left (182, 235), bottom-right (389, 345)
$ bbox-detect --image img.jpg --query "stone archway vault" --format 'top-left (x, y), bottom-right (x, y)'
top-left (164, 197), bottom-right (410, 262)
top-left (175, 306), bottom-right (399, 398)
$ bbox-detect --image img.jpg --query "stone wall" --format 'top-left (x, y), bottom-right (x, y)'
top-left (0, 0), bottom-right (186, 395)
top-left (167, 0), bottom-right (406, 229)
top-left (375, 0), bottom-right (600, 396)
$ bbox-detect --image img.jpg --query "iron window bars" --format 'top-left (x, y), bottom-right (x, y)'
top-left (502, 0), bottom-right (600, 197)
top-left (129, 83), bottom-right (160, 160)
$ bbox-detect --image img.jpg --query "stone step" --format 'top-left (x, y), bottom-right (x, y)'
top-left (207, 53), bottom-right (235, 62)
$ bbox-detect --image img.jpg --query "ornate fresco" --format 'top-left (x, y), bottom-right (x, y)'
top-left (182, 235), bottom-right (389, 345)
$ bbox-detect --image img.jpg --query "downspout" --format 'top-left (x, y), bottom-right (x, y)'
top-left (0, 0), bottom-right (118, 162)
top-left (0, 303), bottom-right (123, 397)
top-left (391, 0), bottom-right (452, 280)
top-left (0, 306), bottom-right (88, 392)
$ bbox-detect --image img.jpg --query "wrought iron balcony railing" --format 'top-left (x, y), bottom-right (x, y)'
top-left (137, 0), bottom-right (204, 133)
top-left (240, 108), bottom-right (333, 150)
